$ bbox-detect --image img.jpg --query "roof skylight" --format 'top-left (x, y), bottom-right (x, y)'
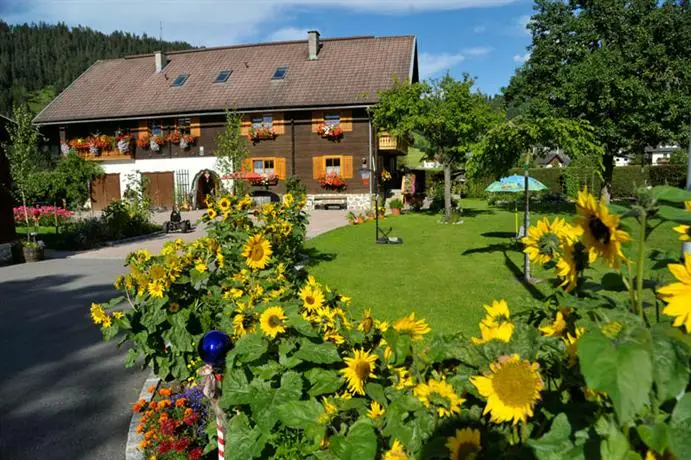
top-left (214, 70), bottom-right (232, 83)
top-left (271, 67), bottom-right (288, 80)
top-left (171, 73), bottom-right (189, 87)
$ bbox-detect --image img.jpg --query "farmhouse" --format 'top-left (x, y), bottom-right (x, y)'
top-left (33, 31), bottom-right (418, 210)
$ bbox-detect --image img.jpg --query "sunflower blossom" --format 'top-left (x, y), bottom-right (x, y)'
top-left (358, 309), bottom-right (374, 333)
top-left (383, 440), bottom-right (408, 460)
top-left (259, 306), bottom-right (287, 339)
top-left (539, 309), bottom-right (569, 337)
top-left (471, 300), bottom-right (514, 344)
top-left (446, 428), bottom-right (481, 460)
top-left (233, 313), bottom-right (255, 337)
top-left (673, 224), bottom-right (690, 242)
top-left (367, 401), bottom-right (385, 420)
top-left (563, 327), bottom-right (585, 367)
top-left (658, 256), bottom-right (691, 333)
top-left (470, 354), bottom-right (543, 425)
top-left (299, 285), bottom-right (325, 312)
top-left (242, 234), bottom-right (273, 270)
top-left (148, 282), bottom-right (165, 298)
top-left (90, 303), bottom-right (108, 325)
top-left (340, 349), bottom-right (377, 395)
top-left (414, 378), bottom-right (464, 418)
top-left (393, 313), bottom-right (431, 341)
top-left (522, 217), bottom-right (581, 265)
top-left (574, 188), bottom-right (630, 268)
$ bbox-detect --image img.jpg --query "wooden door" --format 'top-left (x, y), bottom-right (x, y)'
top-left (143, 172), bottom-right (174, 209)
top-left (90, 173), bottom-right (121, 211)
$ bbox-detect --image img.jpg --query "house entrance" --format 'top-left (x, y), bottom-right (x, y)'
top-left (194, 169), bottom-right (218, 209)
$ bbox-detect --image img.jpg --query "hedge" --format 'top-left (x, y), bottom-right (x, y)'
top-left (463, 165), bottom-right (687, 199)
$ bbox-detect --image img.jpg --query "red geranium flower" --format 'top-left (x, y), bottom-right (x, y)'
top-left (173, 438), bottom-right (190, 452)
top-left (183, 413), bottom-right (200, 426)
top-left (189, 447), bottom-right (203, 460)
top-left (158, 440), bottom-right (173, 454)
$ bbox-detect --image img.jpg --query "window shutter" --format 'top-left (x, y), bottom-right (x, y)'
top-left (190, 117), bottom-right (201, 137)
top-left (138, 120), bottom-right (149, 139)
top-left (242, 158), bottom-right (252, 172)
top-left (312, 111), bottom-right (324, 133)
top-left (313, 156), bottom-right (325, 179)
top-left (275, 157), bottom-right (287, 180)
top-left (342, 155), bottom-right (354, 179)
top-left (340, 110), bottom-right (353, 132)
top-left (240, 115), bottom-right (251, 136)
top-left (273, 112), bottom-right (285, 135)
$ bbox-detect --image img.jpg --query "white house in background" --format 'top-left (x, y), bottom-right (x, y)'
top-left (646, 144), bottom-right (681, 165)
top-left (615, 155), bottom-right (632, 167)
top-left (421, 160), bottom-right (442, 169)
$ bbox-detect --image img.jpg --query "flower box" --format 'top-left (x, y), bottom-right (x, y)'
top-left (317, 123), bottom-right (344, 141)
top-left (229, 171), bottom-right (279, 186)
top-left (319, 173), bottom-right (347, 192)
top-left (248, 127), bottom-right (277, 143)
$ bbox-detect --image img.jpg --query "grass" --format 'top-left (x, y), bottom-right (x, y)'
top-left (16, 225), bottom-right (62, 246)
top-left (305, 199), bottom-right (682, 336)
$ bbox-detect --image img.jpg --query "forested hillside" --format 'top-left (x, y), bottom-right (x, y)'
top-left (0, 21), bottom-right (192, 115)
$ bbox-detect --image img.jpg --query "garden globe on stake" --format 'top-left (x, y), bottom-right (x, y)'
top-left (198, 330), bottom-right (231, 460)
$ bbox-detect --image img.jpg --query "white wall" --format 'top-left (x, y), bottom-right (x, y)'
top-left (100, 156), bottom-right (220, 200)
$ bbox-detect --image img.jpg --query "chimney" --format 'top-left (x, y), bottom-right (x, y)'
top-left (308, 30), bottom-right (320, 60)
top-left (155, 51), bottom-right (167, 73)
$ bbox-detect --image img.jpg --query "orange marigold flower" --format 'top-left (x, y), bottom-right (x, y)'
top-left (138, 439), bottom-right (149, 449)
top-left (158, 388), bottom-right (172, 397)
top-left (148, 401), bottom-right (158, 411)
top-left (148, 385), bottom-right (156, 393)
top-left (132, 399), bottom-right (146, 413)
top-left (136, 423), bottom-right (144, 433)
top-left (157, 400), bottom-right (171, 410)
top-left (159, 413), bottom-right (169, 422)
top-left (184, 408), bottom-right (194, 417)
top-left (175, 398), bottom-right (187, 408)
top-left (145, 430), bottom-right (155, 440)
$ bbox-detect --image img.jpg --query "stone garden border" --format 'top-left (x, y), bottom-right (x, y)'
top-left (125, 372), bottom-right (161, 460)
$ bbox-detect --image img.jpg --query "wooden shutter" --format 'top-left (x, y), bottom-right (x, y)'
top-left (312, 156), bottom-right (325, 179)
top-left (190, 117), bottom-right (201, 137)
top-left (138, 120), bottom-right (149, 139)
top-left (273, 112), bottom-right (285, 135)
top-left (242, 158), bottom-right (252, 172)
top-left (275, 157), bottom-right (287, 180)
top-left (340, 110), bottom-right (353, 132)
top-left (240, 115), bottom-right (251, 136)
top-left (311, 111), bottom-right (324, 133)
top-left (341, 155), bottom-right (353, 179)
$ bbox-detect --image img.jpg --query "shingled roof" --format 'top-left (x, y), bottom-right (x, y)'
top-left (34, 34), bottom-right (417, 124)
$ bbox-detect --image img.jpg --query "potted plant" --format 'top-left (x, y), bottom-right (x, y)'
top-left (22, 239), bottom-right (44, 262)
top-left (180, 134), bottom-right (197, 150)
top-left (248, 127), bottom-right (277, 143)
top-left (136, 134), bottom-right (151, 150)
top-left (115, 131), bottom-right (132, 154)
top-left (356, 214), bottom-right (365, 224)
top-left (167, 130), bottom-right (182, 144)
top-left (319, 173), bottom-right (347, 192)
top-left (317, 123), bottom-right (344, 141)
top-left (346, 211), bottom-right (356, 225)
top-left (366, 209), bottom-right (375, 221)
top-left (69, 138), bottom-right (90, 152)
top-left (389, 198), bottom-right (403, 216)
top-left (150, 135), bottom-right (166, 152)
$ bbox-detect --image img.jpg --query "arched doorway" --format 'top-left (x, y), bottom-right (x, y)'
top-left (192, 169), bottom-right (219, 209)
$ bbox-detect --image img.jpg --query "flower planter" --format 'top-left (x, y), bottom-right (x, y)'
top-left (391, 208), bottom-right (401, 216)
top-left (22, 246), bottom-right (44, 263)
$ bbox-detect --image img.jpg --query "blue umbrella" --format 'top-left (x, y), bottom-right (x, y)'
top-left (485, 175), bottom-right (548, 235)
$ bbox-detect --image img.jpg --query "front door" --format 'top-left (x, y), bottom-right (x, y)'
top-left (143, 172), bottom-right (175, 209)
top-left (90, 173), bottom-right (121, 211)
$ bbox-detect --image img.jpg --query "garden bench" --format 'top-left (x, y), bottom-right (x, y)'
top-left (312, 195), bottom-right (348, 210)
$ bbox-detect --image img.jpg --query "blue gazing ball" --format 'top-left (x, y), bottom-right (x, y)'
top-left (198, 330), bottom-right (231, 366)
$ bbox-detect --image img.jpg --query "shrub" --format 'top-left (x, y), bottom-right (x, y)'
top-left (611, 166), bottom-right (648, 198)
top-left (389, 198), bottom-right (403, 209)
top-left (92, 188), bottom-right (691, 459)
top-left (649, 164), bottom-right (687, 188)
top-left (286, 175), bottom-right (307, 199)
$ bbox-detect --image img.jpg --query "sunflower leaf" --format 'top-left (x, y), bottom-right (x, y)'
top-left (230, 332), bottom-right (268, 364)
top-left (306, 369), bottom-right (344, 397)
top-left (669, 393), bottom-right (691, 459)
top-left (528, 413), bottom-right (574, 460)
top-left (275, 399), bottom-right (323, 431)
top-left (636, 423), bottom-right (669, 454)
top-left (652, 186), bottom-right (691, 203)
top-left (341, 420), bottom-right (377, 460)
top-left (295, 338), bottom-right (342, 364)
top-left (651, 325), bottom-right (689, 403)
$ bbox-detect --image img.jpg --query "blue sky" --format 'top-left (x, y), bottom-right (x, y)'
top-left (1, 0), bottom-right (534, 95)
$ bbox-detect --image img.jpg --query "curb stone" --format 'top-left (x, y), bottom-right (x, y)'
top-left (125, 372), bottom-right (161, 460)
top-left (104, 231), bottom-right (164, 247)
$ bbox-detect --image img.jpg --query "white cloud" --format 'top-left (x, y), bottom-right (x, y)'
top-left (1, 0), bottom-right (520, 46)
top-left (513, 52), bottom-right (530, 64)
top-left (517, 14), bottom-right (532, 35)
top-left (268, 27), bottom-right (314, 42)
top-left (420, 52), bottom-right (465, 79)
top-left (473, 25), bottom-right (486, 33)
top-left (462, 46), bottom-right (492, 56)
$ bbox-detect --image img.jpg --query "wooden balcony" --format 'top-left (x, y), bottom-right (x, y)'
top-left (378, 132), bottom-right (408, 154)
top-left (78, 150), bottom-right (134, 161)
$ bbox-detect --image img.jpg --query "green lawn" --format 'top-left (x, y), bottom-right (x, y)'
top-left (305, 199), bottom-right (681, 336)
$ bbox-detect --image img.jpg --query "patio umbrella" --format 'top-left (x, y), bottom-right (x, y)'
top-left (485, 175), bottom-right (548, 235)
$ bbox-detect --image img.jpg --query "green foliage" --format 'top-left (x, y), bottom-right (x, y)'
top-left (669, 149), bottom-right (688, 167)
top-left (286, 175), bottom-right (307, 199)
top-left (215, 110), bottom-right (249, 194)
top-left (388, 198), bottom-right (403, 210)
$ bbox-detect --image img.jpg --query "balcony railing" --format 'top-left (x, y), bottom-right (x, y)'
top-left (378, 132), bottom-right (408, 154)
top-left (78, 149), bottom-right (134, 161)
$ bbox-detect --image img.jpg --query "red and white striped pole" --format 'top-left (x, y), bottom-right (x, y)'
top-left (216, 410), bottom-right (225, 460)
top-left (199, 365), bottom-right (226, 460)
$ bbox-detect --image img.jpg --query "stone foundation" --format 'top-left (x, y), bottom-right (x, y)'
top-left (305, 193), bottom-right (373, 211)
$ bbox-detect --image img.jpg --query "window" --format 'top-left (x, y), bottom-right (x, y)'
top-left (177, 118), bottom-right (191, 135)
top-left (171, 73), bottom-right (189, 87)
top-left (253, 159), bottom-right (275, 175)
top-left (252, 114), bottom-right (273, 129)
top-left (271, 67), bottom-right (288, 80)
top-left (324, 113), bottom-right (341, 127)
top-left (214, 70), bottom-right (232, 83)
top-left (325, 157), bottom-right (341, 176)
top-left (151, 121), bottom-right (163, 136)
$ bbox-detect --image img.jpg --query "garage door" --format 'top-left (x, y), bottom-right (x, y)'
top-left (143, 171), bottom-right (175, 209)
top-left (90, 173), bottom-right (121, 211)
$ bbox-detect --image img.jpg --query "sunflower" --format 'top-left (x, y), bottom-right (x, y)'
top-left (340, 349), bottom-right (377, 395)
top-left (112, 311), bottom-right (124, 319)
top-left (102, 316), bottom-right (112, 328)
top-left (283, 193), bottom-right (295, 207)
top-left (555, 243), bottom-right (579, 292)
top-left (367, 401), bottom-right (385, 420)
top-left (394, 367), bottom-right (414, 389)
top-left (471, 321), bottom-right (513, 345)
top-left (194, 259), bottom-right (208, 273)
top-left (446, 428), bottom-right (481, 460)
top-left (358, 309), bottom-right (374, 333)
top-left (658, 256), bottom-right (691, 332)
top-left (522, 217), bottom-right (580, 265)
top-left (233, 313), bottom-right (255, 337)
top-left (319, 397), bottom-right (338, 424)
top-left (148, 282), bottom-right (165, 298)
top-left (601, 321), bottom-right (622, 338)
top-left (218, 197), bottom-right (231, 213)
top-left (414, 378), bottom-right (464, 418)
top-left (207, 208), bottom-right (217, 220)
top-left (563, 327), bottom-right (585, 367)
top-left (574, 188), bottom-right (630, 268)
top-left (686, 201), bottom-right (691, 212)
top-left (383, 440), bottom-right (408, 460)
top-left (539, 309), bottom-right (569, 337)
top-left (168, 302), bottom-right (180, 313)
top-left (147, 264), bottom-right (165, 282)
top-left (242, 234), bottom-right (273, 270)
top-left (90, 303), bottom-right (108, 325)
top-left (259, 306), bottom-right (287, 339)
top-left (393, 313), bottom-right (431, 341)
top-left (323, 329), bottom-right (345, 344)
top-left (673, 224), bottom-right (690, 242)
top-left (299, 285), bottom-right (325, 312)
top-left (470, 354), bottom-right (543, 425)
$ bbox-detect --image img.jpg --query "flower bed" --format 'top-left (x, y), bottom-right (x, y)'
top-left (13, 205), bottom-right (73, 226)
top-left (92, 187), bottom-right (691, 459)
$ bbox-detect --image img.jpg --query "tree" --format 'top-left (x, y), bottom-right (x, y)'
top-left (3, 105), bottom-right (40, 237)
top-left (505, 0), bottom-right (691, 203)
top-left (468, 115), bottom-right (603, 280)
top-left (214, 110), bottom-right (249, 195)
top-left (372, 75), bottom-right (498, 221)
